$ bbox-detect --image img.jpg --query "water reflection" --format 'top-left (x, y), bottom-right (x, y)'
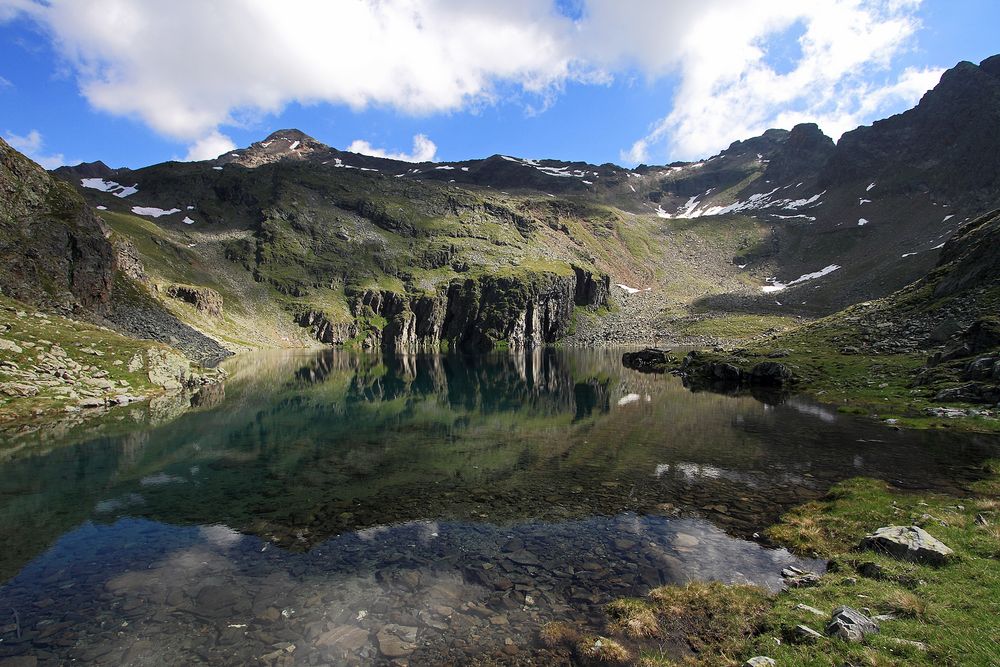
top-left (0, 348), bottom-right (998, 665)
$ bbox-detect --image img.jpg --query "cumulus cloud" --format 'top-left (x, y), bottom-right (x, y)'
top-left (4, 0), bottom-right (574, 142)
top-left (183, 130), bottom-right (237, 161)
top-left (2, 0), bottom-right (941, 164)
top-left (610, 0), bottom-right (931, 161)
top-left (5, 129), bottom-right (69, 168)
top-left (347, 134), bottom-right (437, 163)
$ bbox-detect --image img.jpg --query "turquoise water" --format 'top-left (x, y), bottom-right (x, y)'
top-left (0, 349), bottom-right (996, 665)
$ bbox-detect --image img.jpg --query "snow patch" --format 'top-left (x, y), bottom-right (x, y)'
top-left (616, 284), bottom-right (640, 294)
top-left (762, 264), bottom-right (841, 293)
top-left (212, 166), bottom-right (223, 170)
top-left (859, 198), bottom-right (871, 205)
top-left (182, 216), bottom-right (195, 225)
top-left (942, 214), bottom-right (954, 222)
top-left (131, 206), bottom-right (180, 218)
top-left (617, 393), bottom-right (641, 406)
top-left (866, 182), bottom-right (876, 191)
top-left (95, 205), bottom-right (107, 210)
top-left (288, 141), bottom-right (300, 150)
top-left (858, 218), bottom-right (869, 226)
top-left (80, 178), bottom-right (139, 198)
top-left (434, 165), bottom-right (455, 170)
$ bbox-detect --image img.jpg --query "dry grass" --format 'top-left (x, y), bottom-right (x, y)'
top-left (884, 590), bottom-right (929, 619)
top-left (576, 636), bottom-right (631, 664)
top-left (645, 581), bottom-right (771, 654)
top-left (606, 598), bottom-right (661, 638)
top-left (539, 621), bottom-right (580, 648)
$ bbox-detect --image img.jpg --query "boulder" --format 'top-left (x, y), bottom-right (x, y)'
top-left (711, 362), bottom-right (743, 383)
top-left (826, 606), bottom-right (879, 642)
top-left (744, 658), bottom-right (776, 667)
top-left (622, 348), bottom-right (673, 373)
top-left (859, 526), bottom-right (955, 564)
top-left (748, 361), bottom-right (794, 386)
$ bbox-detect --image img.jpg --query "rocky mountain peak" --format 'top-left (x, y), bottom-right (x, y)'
top-left (220, 128), bottom-right (330, 168)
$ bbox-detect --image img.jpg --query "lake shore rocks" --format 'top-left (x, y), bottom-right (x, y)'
top-left (859, 526), bottom-right (955, 565)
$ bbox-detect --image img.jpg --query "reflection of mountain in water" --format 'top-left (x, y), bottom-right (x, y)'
top-left (1, 349), bottom-right (998, 582)
top-left (291, 349), bottom-right (611, 421)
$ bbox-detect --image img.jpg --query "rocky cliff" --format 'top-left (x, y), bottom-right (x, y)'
top-left (0, 138), bottom-right (115, 315)
top-left (298, 266), bottom-right (608, 352)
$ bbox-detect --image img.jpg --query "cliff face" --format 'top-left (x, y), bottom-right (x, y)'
top-left (0, 138), bottom-right (116, 315)
top-left (299, 266), bottom-right (608, 352)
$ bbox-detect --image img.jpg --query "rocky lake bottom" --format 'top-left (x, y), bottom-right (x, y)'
top-left (1, 349), bottom-right (998, 665)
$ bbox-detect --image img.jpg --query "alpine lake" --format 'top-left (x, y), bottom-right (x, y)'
top-left (1, 349), bottom-right (998, 665)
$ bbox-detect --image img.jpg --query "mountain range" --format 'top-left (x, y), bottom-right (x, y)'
top-left (2, 54), bottom-right (1000, 410)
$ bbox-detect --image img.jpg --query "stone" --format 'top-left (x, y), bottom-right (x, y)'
top-left (673, 532), bottom-right (700, 547)
top-left (0, 337), bottom-right (24, 353)
top-left (826, 606), bottom-right (879, 642)
top-left (376, 625), bottom-right (418, 658)
top-left (194, 584), bottom-right (241, 616)
top-left (622, 348), bottom-right (673, 373)
top-left (127, 353), bottom-right (144, 372)
top-left (887, 637), bottom-right (929, 651)
top-left (794, 624), bottom-right (824, 641)
top-left (860, 526), bottom-right (955, 565)
top-left (316, 625), bottom-right (370, 651)
top-left (0, 382), bottom-right (38, 397)
top-left (795, 603), bottom-right (826, 617)
top-left (748, 361), bottom-right (794, 386)
top-left (507, 549), bottom-right (541, 566)
top-left (744, 658), bottom-right (777, 667)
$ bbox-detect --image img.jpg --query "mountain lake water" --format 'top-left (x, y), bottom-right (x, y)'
top-left (1, 348), bottom-right (998, 665)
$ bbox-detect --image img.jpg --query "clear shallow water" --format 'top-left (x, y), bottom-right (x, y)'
top-left (1, 349), bottom-right (998, 665)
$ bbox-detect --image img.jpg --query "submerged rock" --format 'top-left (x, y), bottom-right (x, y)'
top-left (860, 525), bottom-right (955, 564)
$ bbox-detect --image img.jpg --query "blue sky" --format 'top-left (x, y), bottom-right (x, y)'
top-left (0, 0), bottom-right (996, 170)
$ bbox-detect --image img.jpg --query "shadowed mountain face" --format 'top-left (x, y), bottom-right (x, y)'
top-left (31, 53), bottom-right (1000, 353)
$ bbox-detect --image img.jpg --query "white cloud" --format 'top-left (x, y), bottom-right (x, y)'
top-left (183, 130), bottom-right (236, 161)
top-left (3, 0), bottom-right (941, 164)
top-left (609, 0), bottom-right (932, 161)
top-left (5, 129), bottom-right (69, 168)
top-left (347, 134), bottom-right (437, 163)
top-left (0, 75), bottom-right (11, 90)
top-left (5, 0), bottom-right (574, 142)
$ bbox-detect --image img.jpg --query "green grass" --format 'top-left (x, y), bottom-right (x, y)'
top-left (675, 314), bottom-right (800, 340)
top-left (594, 463), bottom-right (1000, 666)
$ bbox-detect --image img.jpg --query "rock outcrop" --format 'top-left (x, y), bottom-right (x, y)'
top-left (0, 137), bottom-right (116, 315)
top-left (299, 267), bottom-right (609, 352)
top-left (166, 284), bottom-right (224, 318)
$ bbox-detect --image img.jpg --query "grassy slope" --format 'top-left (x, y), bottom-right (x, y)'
top-left (92, 164), bottom-right (777, 351)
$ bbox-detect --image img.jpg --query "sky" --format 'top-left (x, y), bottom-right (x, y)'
top-left (0, 0), bottom-right (996, 170)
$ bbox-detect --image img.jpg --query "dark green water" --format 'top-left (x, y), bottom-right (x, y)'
top-left (0, 349), bottom-right (997, 665)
